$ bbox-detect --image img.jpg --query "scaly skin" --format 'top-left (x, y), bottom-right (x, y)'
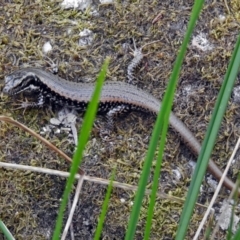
top-left (3, 68), bottom-right (238, 195)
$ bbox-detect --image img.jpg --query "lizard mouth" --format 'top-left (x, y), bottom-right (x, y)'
top-left (3, 72), bottom-right (39, 96)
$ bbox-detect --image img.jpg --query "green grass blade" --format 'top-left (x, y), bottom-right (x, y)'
top-left (232, 228), bottom-right (240, 240)
top-left (52, 57), bottom-right (110, 239)
top-left (143, 118), bottom-right (167, 239)
top-left (0, 220), bottom-right (15, 240)
top-left (94, 167), bottom-right (116, 240)
top-left (125, 1), bottom-right (205, 239)
top-left (176, 34), bottom-right (240, 239)
top-left (227, 175), bottom-right (240, 240)
top-left (143, 1), bottom-right (205, 239)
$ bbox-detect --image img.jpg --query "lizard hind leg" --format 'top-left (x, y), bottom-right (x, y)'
top-left (106, 105), bottom-right (131, 130)
top-left (127, 38), bottom-right (144, 84)
top-left (99, 105), bottom-right (130, 139)
top-left (127, 38), bottom-right (161, 84)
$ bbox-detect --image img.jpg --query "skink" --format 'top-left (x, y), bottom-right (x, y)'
top-left (3, 67), bottom-right (238, 195)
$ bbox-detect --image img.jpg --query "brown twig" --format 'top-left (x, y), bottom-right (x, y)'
top-left (0, 115), bottom-right (85, 175)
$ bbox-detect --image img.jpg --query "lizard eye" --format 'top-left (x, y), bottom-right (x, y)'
top-left (3, 74), bottom-right (17, 93)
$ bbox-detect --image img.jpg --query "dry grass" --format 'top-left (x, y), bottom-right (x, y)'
top-left (0, 0), bottom-right (240, 239)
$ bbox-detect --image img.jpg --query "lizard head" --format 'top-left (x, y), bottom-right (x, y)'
top-left (3, 69), bottom-right (39, 95)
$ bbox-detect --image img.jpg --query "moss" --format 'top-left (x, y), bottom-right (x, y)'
top-left (0, 0), bottom-right (240, 239)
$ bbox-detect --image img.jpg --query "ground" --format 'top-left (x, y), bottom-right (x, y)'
top-left (0, 0), bottom-right (240, 239)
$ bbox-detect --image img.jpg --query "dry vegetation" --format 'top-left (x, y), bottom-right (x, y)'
top-left (0, 0), bottom-right (240, 239)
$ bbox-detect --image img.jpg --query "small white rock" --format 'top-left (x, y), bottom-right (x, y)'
top-left (233, 86), bottom-right (240, 103)
top-left (218, 15), bottom-right (226, 22)
top-left (61, 0), bottom-right (92, 11)
top-left (172, 168), bottom-right (181, 181)
top-left (79, 29), bottom-right (94, 46)
top-left (99, 0), bottom-right (114, 4)
top-left (206, 176), bottom-right (218, 191)
top-left (55, 128), bottom-right (61, 134)
top-left (217, 200), bottom-right (239, 232)
top-left (191, 33), bottom-right (213, 51)
top-left (66, 112), bottom-right (77, 124)
top-left (42, 41), bottom-right (52, 54)
top-left (188, 160), bottom-right (196, 172)
top-left (50, 118), bottom-right (61, 126)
